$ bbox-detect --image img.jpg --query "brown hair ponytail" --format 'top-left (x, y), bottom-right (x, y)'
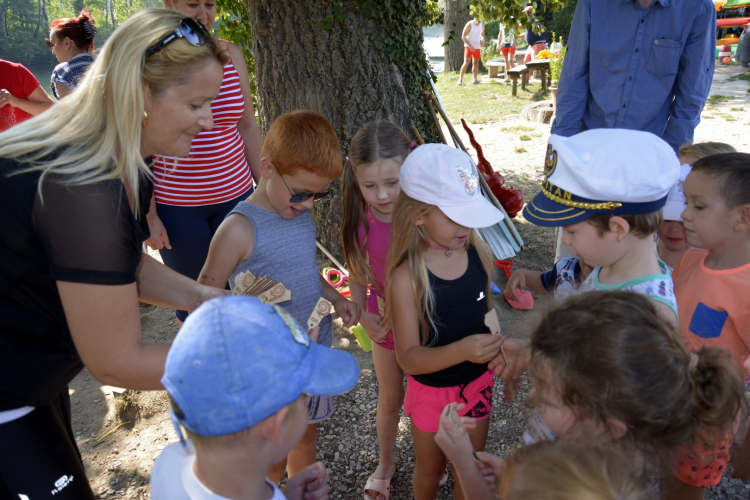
top-left (689, 348), bottom-right (747, 446)
top-left (50, 9), bottom-right (97, 52)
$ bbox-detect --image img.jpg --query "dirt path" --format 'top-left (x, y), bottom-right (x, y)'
top-left (71, 64), bottom-right (750, 499)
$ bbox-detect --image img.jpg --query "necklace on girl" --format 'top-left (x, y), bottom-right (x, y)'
top-left (426, 243), bottom-right (452, 257)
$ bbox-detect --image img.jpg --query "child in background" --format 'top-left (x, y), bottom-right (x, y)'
top-left (657, 142), bottom-right (736, 271)
top-left (657, 163), bottom-right (692, 271)
top-left (522, 129), bottom-right (680, 329)
top-left (384, 144), bottom-right (505, 500)
top-left (198, 110), bottom-right (361, 483)
top-left (340, 120), bottom-right (412, 500)
top-left (446, 291), bottom-right (746, 500)
top-left (677, 141), bottom-right (737, 167)
top-left (665, 152), bottom-right (750, 500)
top-left (151, 296), bottom-right (360, 500)
top-left (437, 430), bottom-right (650, 500)
top-left (504, 255), bottom-right (593, 303)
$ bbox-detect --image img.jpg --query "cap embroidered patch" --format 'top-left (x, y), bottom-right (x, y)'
top-left (544, 144), bottom-right (557, 178)
top-left (274, 305), bottom-right (310, 348)
top-left (456, 164), bottom-right (478, 196)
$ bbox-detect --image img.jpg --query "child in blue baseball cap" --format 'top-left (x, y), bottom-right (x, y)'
top-left (150, 296), bottom-right (360, 500)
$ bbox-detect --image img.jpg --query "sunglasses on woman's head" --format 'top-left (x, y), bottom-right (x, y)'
top-left (144, 18), bottom-right (210, 58)
top-left (265, 158), bottom-right (330, 203)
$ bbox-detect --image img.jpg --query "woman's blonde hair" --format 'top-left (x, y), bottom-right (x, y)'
top-left (0, 9), bottom-right (226, 211)
top-left (383, 191), bottom-right (493, 344)
top-left (500, 441), bottom-right (650, 500)
top-left (341, 120), bottom-right (411, 289)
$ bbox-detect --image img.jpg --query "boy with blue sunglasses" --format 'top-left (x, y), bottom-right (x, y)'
top-left (198, 110), bottom-right (361, 482)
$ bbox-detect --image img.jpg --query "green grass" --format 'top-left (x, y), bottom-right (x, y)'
top-left (515, 146), bottom-right (527, 153)
top-left (433, 71), bottom-right (549, 125)
top-left (707, 94), bottom-right (734, 105)
top-left (728, 72), bottom-right (750, 82)
top-left (519, 134), bottom-right (532, 141)
top-left (718, 114), bottom-right (737, 122)
top-left (731, 107), bottom-right (745, 111)
top-left (500, 125), bottom-right (535, 132)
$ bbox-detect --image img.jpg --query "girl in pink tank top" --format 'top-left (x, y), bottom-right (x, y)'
top-left (341, 121), bottom-right (414, 500)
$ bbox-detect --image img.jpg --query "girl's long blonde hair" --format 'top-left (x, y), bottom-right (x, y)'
top-left (383, 191), bottom-right (494, 345)
top-left (500, 441), bottom-right (650, 500)
top-left (340, 120), bottom-right (411, 289)
top-left (0, 9), bottom-right (226, 211)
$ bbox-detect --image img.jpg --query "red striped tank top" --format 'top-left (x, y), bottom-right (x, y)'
top-left (151, 59), bottom-right (253, 206)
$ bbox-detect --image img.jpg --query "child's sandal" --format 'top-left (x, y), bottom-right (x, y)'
top-left (363, 476), bottom-right (391, 500)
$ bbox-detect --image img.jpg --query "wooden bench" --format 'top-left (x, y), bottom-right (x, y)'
top-left (526, 59), bottom-right (551, 92)
top-left (486, 58), bottom-right (506, 79)
top-left (507, 65), bottom-right (528, 96)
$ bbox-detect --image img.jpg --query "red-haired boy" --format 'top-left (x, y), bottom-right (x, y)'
top-left (198, 109), bottom-right (361, 483)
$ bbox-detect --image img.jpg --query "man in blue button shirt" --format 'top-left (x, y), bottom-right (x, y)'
top-left (550, 0), bottom-right (716, 152)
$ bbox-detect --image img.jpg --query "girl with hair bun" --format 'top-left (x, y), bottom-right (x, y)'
top-left (47, 9), bottom-right (97, 99)
top-left (453, 291), bottom-right (747, 499)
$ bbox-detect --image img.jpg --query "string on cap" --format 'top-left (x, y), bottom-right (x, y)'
top-left (688, 352), bottom-right (699, 372)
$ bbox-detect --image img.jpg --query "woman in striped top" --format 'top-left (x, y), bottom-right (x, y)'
top-left (146, 0), bottom-right (262, 324)
top-left (47, 9), bottom-right (97, 99)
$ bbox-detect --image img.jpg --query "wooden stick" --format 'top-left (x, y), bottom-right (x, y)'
top-left (316, 240), bottom-right (348, 276)
top-left (423, 94), bottom-right (448, 145)
top-left (412, 126), bottom-right (425, 145)
top-left (431, 94), bottom-right (468, 152)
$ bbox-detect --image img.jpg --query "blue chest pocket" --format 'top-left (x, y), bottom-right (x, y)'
top-left (688, 302), bottom-right (728, 339)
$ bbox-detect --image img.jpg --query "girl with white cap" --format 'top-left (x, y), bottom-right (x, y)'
top-left (382, 143), bottom-right (506, 500)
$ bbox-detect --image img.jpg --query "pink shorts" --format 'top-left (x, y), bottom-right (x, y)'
top-left (372, 331), bottom-right (395, 350)
top-left (405, 370), bottom-right (494, 433)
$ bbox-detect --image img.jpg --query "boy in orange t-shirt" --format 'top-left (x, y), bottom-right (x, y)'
top-left (666, 152), bottom-right (750, 500)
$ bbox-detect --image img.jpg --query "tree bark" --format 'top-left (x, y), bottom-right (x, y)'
top-left (444, 0), bottom-right (471, 72)
top-left (247, 0), bottom-right (438, 265)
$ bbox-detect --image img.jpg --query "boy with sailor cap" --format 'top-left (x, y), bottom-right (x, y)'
top-left (488, 129), bottom-right (681, 403)
top-left (523, 128), bottom-right (681, 328)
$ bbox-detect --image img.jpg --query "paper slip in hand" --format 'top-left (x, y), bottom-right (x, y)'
top-left (232, 270), bottom-right (291, 304)
top-left (447, 404), bottom-right (469, 438)
top-left (307, 297), bottom-right (333, 330)
top-left (484, 308), bottom-right (501, 336)
top-left (485, 307), bottom-right (507, 365)
top-left (377, 296), bottom-right (385, 317)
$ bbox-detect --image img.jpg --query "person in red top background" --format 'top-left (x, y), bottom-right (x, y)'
top-left (0, 59), bottom-right (54, 132)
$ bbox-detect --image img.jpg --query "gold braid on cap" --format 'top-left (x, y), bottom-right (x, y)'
top-left (541, 184), bottom-right (623, 211)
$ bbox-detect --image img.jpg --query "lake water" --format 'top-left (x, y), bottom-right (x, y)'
top-left (28, 63), bottom-right (57, 97)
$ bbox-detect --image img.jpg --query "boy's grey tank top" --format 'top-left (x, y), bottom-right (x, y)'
top-left (227, 201), bottom-right (332, 346)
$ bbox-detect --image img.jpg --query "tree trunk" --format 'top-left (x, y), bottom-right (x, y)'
top-left (247, 0), bottom-right (439, 265)
top-left (444, 0), bottom-right (471, 72)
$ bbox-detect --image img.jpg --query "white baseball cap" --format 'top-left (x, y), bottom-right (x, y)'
top-left (399, 143), bottom-right (504, 228)
top-left (523, 129), bottom-right (680, 227)
top-left (663, 164), bottom-right (692, 221)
